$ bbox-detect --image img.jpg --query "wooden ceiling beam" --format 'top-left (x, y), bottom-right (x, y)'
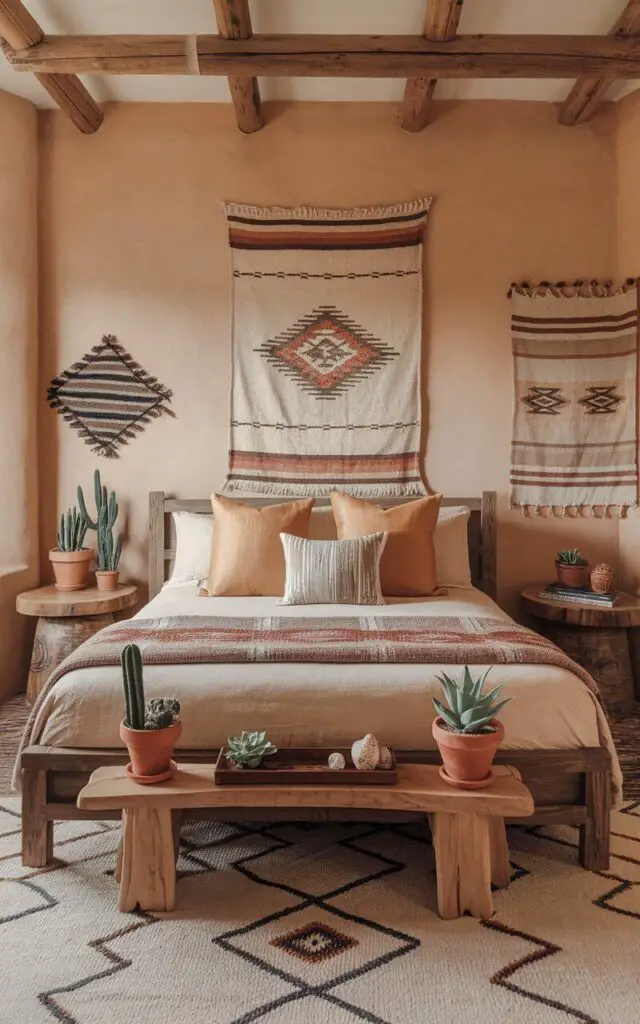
top-left (212, 0), bottom-right (262, 133)
top-left (401, 0), bottom-right (464, 133)
top-left (8, 34), bottom-right (640, 79)
top-left (0, 0), bottom-right (102, 133)
top-left (559, 0), bottom-right (640, 126)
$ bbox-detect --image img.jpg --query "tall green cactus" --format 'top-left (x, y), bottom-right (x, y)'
top-left (78, 469), bottom-right (122, 571)
top-left (121, 643), bottom-right (145, 730)
top-left (56, 506), bottom-right (88, 552)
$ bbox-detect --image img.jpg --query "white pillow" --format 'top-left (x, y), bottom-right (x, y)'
top-left (435, 507), bottom-right (472, 588)
top-left (166, 512), bottom-right (213, 586)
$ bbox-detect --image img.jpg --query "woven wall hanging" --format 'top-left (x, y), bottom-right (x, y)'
top-left (47, 334), bottom-right (174, 458)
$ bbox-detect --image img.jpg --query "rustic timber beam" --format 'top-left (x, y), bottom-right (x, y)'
top-left (212, 0), bottom-right (262, 133)
top-left (559, 0), bottom-right (640, 126)
top-left (401, 0), bottom-right (464, 133)
top-left (0, 0), bottom-right (102, 133)
top-left (8, 34), bottom-right (640, 79)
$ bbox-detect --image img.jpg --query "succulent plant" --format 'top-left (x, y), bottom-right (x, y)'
top-left (557, 548), bottom-right (588, 566)
top-left (121, 643), bottom-right (180, 731)
top-left (78, 469), bottom-right (123, 571)
top-left (56, 506), bottom-right (88, 552)
top-left (433, 667), bottom-right (512, 735)
top-left (226, 730), bottom-right (278, 769)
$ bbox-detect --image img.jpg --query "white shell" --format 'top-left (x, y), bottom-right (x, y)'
top-left (351, 734), bottom-right (380, 770)
top-left (378, 745), bottom-right (393, 770)
top-left (328, 752), bottom-right (346, 770)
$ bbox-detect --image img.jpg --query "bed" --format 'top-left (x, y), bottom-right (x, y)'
top-left (20, 491), bottom-right (618, 872)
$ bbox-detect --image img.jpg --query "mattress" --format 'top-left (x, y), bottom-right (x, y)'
top-left (29, 583), bottom-right (621, 794)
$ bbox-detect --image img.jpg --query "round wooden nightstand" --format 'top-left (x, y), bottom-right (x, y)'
top-left (17, 584), bottom-right (138, 701)
top-left (521, 585), bottom-right (640, 717)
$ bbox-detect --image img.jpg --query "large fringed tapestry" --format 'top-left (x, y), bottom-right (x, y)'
top-left (510, 280), bottom-right (639, 517)
top-left (223, 199), bottom-right (431, 497)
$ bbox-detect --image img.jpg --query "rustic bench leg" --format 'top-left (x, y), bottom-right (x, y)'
top-left (431, 812), bottom-right (494, 920)
top-left (114, 835), bottom-right (123, 883)
top-left (22, 768), bottom-right (53, 868)
top-left (488, 818), bottom-right (511, 889)
top-left (118, 807), bottom-right (176, 912)
top-left (579, 769), bottom-right (611, 872)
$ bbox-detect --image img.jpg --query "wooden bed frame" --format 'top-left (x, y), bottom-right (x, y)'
top-left (21, 489), bottom-right (611, 872)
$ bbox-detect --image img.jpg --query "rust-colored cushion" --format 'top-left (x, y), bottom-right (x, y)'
top-left (330, 492), bottom-right (442, 596)
top-left (204, 494), bottom-right (315, 597)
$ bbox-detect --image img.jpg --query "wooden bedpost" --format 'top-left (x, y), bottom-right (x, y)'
top-left (22, 768), bottom-right (53, 867)
top-left (579, 766), bottom-right (611, 871)
top-left (148, 491), bottom-right (165, 601)
top-left (481, 490), bottom-right (497, 600)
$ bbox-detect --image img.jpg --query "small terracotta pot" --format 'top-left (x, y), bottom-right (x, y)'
top-left (555, 561), bottom-right (588, 588)
top-left (120, 719), bottom-right (181, 781)
top-left (95, 570), bottom-right (120, 592)
top-left (591, 563), bottom-right (614, 594)
top-left (49, 548), bottom-right (92, 592)
top-left (432, 717), bottom-right (504, 786)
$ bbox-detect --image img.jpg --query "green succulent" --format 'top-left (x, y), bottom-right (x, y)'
top-left (144, 697), bottom-right (180, 730)
top-left (56, 506), bottom-right (88, 552)
top-left (433, 667), bottom-right (512, 735)
top-left (557, 548), bottom-right (588, 566)
top-left (226, 730), bottom-right (278, 769)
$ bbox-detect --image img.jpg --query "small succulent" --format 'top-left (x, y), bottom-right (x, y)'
top-left (557, 548), bottom-right (588, 566)
top-left (121, 643), bottom-right (180, 731)
top-left (433, 667), bottom-right (512, 735)
top-left (144, 698), bottom-right (181, 730)
top-left (56, 506), bottom-right (88, 552)
top-left (226, 730), bottom-right (278, 769)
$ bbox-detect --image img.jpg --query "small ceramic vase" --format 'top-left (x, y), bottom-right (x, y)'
top-left (378, 745), bottom-right (393, 770)
top-left (328, 752), bottom-right (346, 770)
top-left (351, 734), bottom-right (380, 770)
top-left (590, 563), bottom-right (614, 595)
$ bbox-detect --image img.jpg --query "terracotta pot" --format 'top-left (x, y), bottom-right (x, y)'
top-left (555, 561), bottom-right (588, 588)
top-left (590, 563), bottom-right (614, 594)
top-left (432, 717), bottom-right (504, 786)
top-left (49, 548), bottom-right (92, 592)
top-left (95, 570), bottom-right (120, 592)
top-left (120, 719), bottom-right (181, 781)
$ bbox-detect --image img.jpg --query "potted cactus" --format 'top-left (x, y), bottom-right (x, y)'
top-left (225, 731), bottom-right (278, 769)
top-left (119, 642), bottom-right (181, 783)
top-left (49, 506), bottom-right (92, 591)
top-left (432, 667), bottom-right (512, 789)
top-left (555, 548), bottom-right (589, 588)
top-left (78, 469), bottom-right (123, 591)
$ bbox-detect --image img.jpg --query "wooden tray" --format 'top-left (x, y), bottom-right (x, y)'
top-left (214, 747), bottom-right (398, 786)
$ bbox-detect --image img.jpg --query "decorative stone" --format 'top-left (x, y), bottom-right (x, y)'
top-left (378, 745), bottom-right (393, 770)
top-left (351, 734), bottom-right (380, 771)
top-left (328, 752), bottom-right (346, 770)
top-left (591, 563), bottom-right (614, 595)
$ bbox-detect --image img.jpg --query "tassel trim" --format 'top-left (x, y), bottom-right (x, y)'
top-left (509, 501), bottom-right (639, 519)
top-left (224, 478), bottom-right (428, 499)
top-left (222, 197), bottom-right (432, 222)
top-left (508, 278), bottom-right (638, 299)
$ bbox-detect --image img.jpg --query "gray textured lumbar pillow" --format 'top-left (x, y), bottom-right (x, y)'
top-left (280, 532), bottom-right (388, 606)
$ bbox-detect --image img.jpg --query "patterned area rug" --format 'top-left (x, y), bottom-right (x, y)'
top-left (1, 798), bottom-right (639, 1024)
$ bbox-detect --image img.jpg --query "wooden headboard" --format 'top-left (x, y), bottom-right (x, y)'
top-left (148, 492), bottom-right (497, 602)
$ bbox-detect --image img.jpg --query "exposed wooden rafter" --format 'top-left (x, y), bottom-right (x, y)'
top-left (7, 34), bottom-right (640, 79)
top-left (212, 0), bottom-right (262, 133)
top-left (0, 0), bottom-right (102, 133)
top-left (559, 0), bottom-right (640, 126)
top-left (401, 0), bottom-right (464, 133)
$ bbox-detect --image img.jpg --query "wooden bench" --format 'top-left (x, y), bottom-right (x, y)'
top-left (77, 762), bottom-right (534, 920)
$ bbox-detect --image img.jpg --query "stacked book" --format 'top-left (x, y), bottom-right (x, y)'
top-left (540, 583), bottom-right (619, 608)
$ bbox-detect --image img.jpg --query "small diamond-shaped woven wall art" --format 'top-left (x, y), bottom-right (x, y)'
top-left (47, 335), bottom-right (173, 458)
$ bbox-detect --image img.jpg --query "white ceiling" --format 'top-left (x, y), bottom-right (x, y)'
top-left (0, 0), bottom-right (638, 109)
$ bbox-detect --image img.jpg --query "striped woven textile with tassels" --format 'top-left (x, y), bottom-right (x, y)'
top-left (47, 335), bottom-right (173, 458)
top-left (509, 279), bottom-right (639, 517)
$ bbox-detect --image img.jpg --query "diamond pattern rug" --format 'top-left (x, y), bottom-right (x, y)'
top-left (1, 799), bottom-right (638, 1023)
top-left (47, 335), bottom-right (173, 458)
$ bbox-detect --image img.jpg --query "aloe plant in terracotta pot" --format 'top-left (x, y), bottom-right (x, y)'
top-left (49, 506), bottom-right (92, 591)
top-left (119, 643), bottom-right (181, 784)
top-left (432, 667), bottom-right (512, 790)
top-left (555, 548), bottom-right (589, 588)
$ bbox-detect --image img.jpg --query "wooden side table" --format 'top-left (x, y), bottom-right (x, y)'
top-left (17, 584), bottom-right (138, 701)
top-left (77, 763), bottom-right (533, 919)
top-left (521, 585), bottom-right (640, 717)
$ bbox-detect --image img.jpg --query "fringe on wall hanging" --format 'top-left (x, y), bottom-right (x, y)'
top-left (509, 279), bottom-right (639, 519)
top-left (47, 334), bottom-right (174, 459)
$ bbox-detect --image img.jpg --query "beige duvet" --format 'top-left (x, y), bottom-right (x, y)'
top-left (26, 583), bottom-right (622, 796)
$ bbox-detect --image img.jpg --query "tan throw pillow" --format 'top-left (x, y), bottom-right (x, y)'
top-left (204, 494), bottom-right (315, 596)
top-left (330, 492), bottom-right (442, 596)
top-left (280, 533), bottom-right (387, 606)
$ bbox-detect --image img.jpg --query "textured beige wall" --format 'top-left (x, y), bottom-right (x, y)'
top-left (616, 92), bottom-right (640, 595)
top-left (0, 89), bottom-right (38, 700)
top-left (38, 100), bottom-right (621, 613)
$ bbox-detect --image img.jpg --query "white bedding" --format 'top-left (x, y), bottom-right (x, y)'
top-left (30, 583), bottom-right (621, 795)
